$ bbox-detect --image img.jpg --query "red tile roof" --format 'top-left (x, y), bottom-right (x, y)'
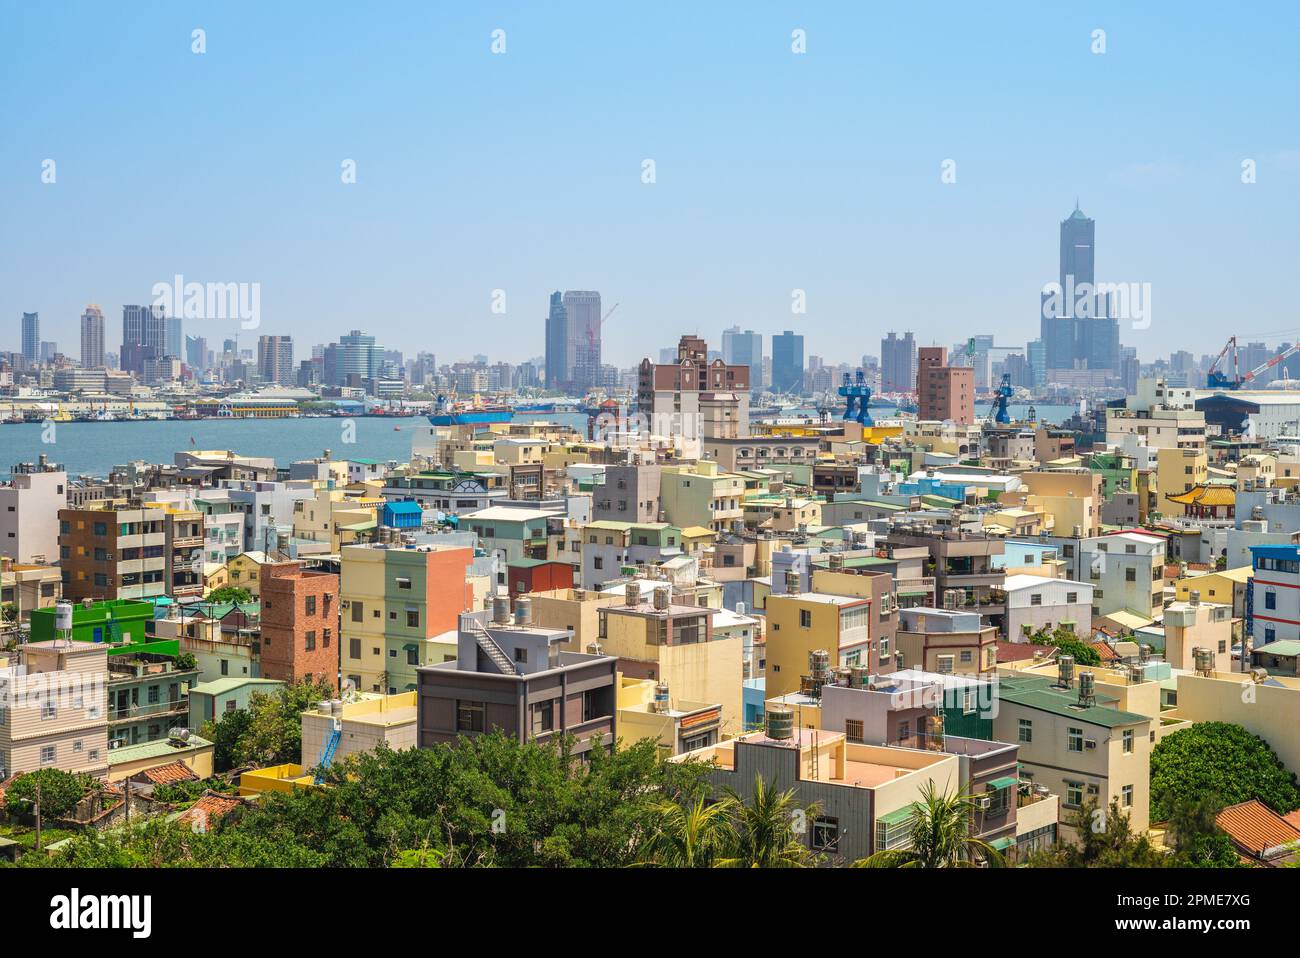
top-left (996, 641), bottom-right (1057, 663)
top-left (1216, 800), bottom-right (1300, 858)
top-left (137, 761), bottom-right (200, 786)
top-left (1089, 641), bottom-right (1121, 662)
top-left (177, 792), bottom-right (244, 831)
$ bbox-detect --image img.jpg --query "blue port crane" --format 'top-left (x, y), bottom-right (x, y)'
top-left (838, 371), bottom-right (874, 426)
top-left (989, 373), bottom-right (1014, 424)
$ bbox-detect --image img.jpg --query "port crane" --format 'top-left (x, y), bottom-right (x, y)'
top-left (1207, 336), bottom-right (1300, 390)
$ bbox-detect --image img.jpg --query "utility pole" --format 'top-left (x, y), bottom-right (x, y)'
top-left (33, 779), bottom-right (42, 853)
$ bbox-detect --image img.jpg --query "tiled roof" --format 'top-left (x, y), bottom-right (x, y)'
top-left (138, 761), bottom-right (201, 786)
top-left (1089, 641), bottom-right (1121, 662)
top-left (176, 792), bottom-right (244, 830)
top-left (1215, 800), bottom-right (1300, 858)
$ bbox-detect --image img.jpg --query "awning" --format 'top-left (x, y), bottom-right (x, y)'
top-left (988, 775), bottom-right (1019, 790)
top-left (990, 836), bottom-right (1015, 851)
top-left (877, 805), bottom-right (916, 826)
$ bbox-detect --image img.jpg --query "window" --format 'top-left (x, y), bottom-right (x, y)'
top-left (1068, 727), bottom-right (1084, 752)
top-left (396, 577), bottom-right (412, 590)
top-left (845, 719), bottom-right (864, 743)
top-left (406, 646), bottom-right (418, 666)
top-left (305, 631), bottom-right (316, 651)
top-left (456, 700), bottom-right (485, 732)
top-left (305, 595), bottom-right (316, 615)
top-left (811, 816), bottom-right (840, 852)
top-left (959, 650), bottom-right (972, 663)
top-left (514, 646), bottom-right (528, 664)
top-left (351, 602), bottom-right (364, 623)
top-left (1066, 592), bottom-right (1078, 603)
top-left (1018, 718), bottom-right (1033, 743)
top-left (1065, 781), bottom-right (1084, 809)
top-left (799, 609), bottom-right (812, 628)
top-left (582, 689), bottom-right (603, 722)
top-left (1266, 591), bottom-right (1277, 610)
top-left (1122, 784), bottom-right (1134, 807)
top-left (530, 699), bottom-right (555, 736)
top-left (1123, 729), bottom-right (1134, 753)
top-left (40, 745), bottom-right (57, 765)
top-left (147, 686), bottom-right (160, 705)
top-left (42, 701), bottom-right (56, 721)
top-left (1125, 568), bottom-right (1136, 582)
top-left (406, 610), bottom-right (420, 628)
top-left (349, 638), bottom-right (361, 660)
top-left (1030, 593), bottom-right (1042, 606)
top-left (936, 655), bottom-right (954, 674)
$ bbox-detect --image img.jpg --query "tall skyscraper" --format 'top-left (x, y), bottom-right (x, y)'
top-left (80, 305), bottom-right (105, 368)
top-left (1041, 204), bottom-right (1119, 376)
top-left (721, 326), bottom-right (763, 376)
top-left (258, 335), bottom-right (295, 386)
top-left (564, 290), bottom-right (602, 393)
top-left (771, 330), bottom-right (805, 393)
top-left (324, 330), bottom-right (384, 386)
top-left (121, 304), bottom-right (167, 375)
top-left (20, 312), bottom-right (39, 363)
top-left (544, 291), bottom-right (568, 391)
top-left (880, 331), bottom-right (917, 392)
top-left (165, 315), bottom-right (184, 360)
top-left (185, 334), bottom-right (208, 371)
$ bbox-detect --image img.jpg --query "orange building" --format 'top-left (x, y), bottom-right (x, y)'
top-left (917, 346), bottom-right (974, 425)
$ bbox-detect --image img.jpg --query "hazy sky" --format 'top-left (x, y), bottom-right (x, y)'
top-left (3, 1), bottom-right (1298, 367)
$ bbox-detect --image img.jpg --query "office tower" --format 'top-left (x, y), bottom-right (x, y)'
top-left (121, 304), bottom-right (167, 375)
top-left (80, 305), bottom-right (105, 368)
top-left (258, 335), bottom-right (295, 385)
top-left (544, 291), bottom-right (568, 390)
top-left (564, 290), bottom-right (602, 393)
top-left (880, 331), bottom-right (916, 393)
top-left (1040, 204), bottom-right (1119, 376)
top-left (771, 330), bottom-right (805, 393)
top-left (20, 312), bottom-right (39, 363)
top-left (40, 342), bottom-right (58, 363)
top-left (916, 346), bottom-right (974, 424)
top-left (324, 330), bottom-right (384, 387)
top-left (165, 315), bottom-right (183, 360)
top-left (185, 334), bottom-right (208, 370)
top-left (1026, 339), bottom-right (1045, 387)
top-left (721, 326), bottom-right (763, 374)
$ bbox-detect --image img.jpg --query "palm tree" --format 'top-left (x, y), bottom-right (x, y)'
top-left (855, 781), bottom-right (1004, 868)
top-left (637, 796), bottom-right (738, 867)
top-left (715, 775), bottom-right (820, 869)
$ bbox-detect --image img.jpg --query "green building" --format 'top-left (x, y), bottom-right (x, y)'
top-left (29, 598), bottom-right (156, 645)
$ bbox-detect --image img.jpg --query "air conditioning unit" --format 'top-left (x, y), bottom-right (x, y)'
top-left (975, 796), bottom-right (992, 810)
top-left (340, 600), bottom-right (350, 609)
top-left (1084, 739), bottom-right (1097, 750)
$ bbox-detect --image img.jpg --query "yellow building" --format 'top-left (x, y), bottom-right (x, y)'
top-left (300, 692), bottom-right (417, 767)
top-left (224, 551), bottom-right (271, 598)
top-left (293, 486), bottom-right (381, 551)
top-left (1156, 446), bottom-right (1209, 518)
top-left (596, 587), bottom-right (744, 736)
top-left (616, 677), bottom-right (723, 755)
top-left (765, 592), bottom-right (873, 699)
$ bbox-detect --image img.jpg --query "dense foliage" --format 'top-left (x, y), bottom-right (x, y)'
top-left (1149, 722), bottom-right (1300, 821)
top-left (201, 679), bottom-right (334, 771)
top-left (16, 733), bottom-right (711, 868)
top-left (205, 586), bottom-right (253, 605)
top-left (4, 768), bottom-right (101, 820)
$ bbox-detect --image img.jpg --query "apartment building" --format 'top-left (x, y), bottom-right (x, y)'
top-left (595, 582), bottom-right (742, 736)
top-left (1078, 532), bottom-right (1165, 623)
top-left (616, 677), bottom-right (724, 756)
top-left (107, 650), bottom-right (199, 748)
top-left (416, 601), bottom-right (618, 759)
top-left (671, 713), bottom-right (961, 864)
top-left (592, 464), bottom-right (662, 525)
top-left (0, 457), bottom-right (66, 564)
top-left (58, 501), bottom-right (169, 602)
top-left (916, 346), bottom-right (974, 425)
top-left (1002, 575), bottom-right (1094, 641)
top-left (340, 543), bottom-right (474, 694)
top-left (1104, 378), bottom-right (1206, 451)
top-left (765, 591), bottom-right (874, 699)
top-left (579, 520), bottom-right (683, 589)
top-left (260, 560), bottom-right (341, 691)
top-left (0, 557), bottom-right (61, 623)
top-left (660, 461), bottom-right (746, 533)
top-left (0, 641), bottom-right (109, 781)
top-left (162, 506), bottom-right (204, 599)
top-left (301, 691), bottom-right (417, 769)
top-left (895, 607), bottom-right (998, 676)
top-left (993, 671), bottom-right (1152, 834)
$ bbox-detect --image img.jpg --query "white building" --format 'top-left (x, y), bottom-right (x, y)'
top-left (0, 459), bottom-right (66, 564)
top-left (1002, 574), bottom-right (1095, 641)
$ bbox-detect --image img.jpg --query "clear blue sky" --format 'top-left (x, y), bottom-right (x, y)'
top-left (2, 1), bottom-right (1297, 366)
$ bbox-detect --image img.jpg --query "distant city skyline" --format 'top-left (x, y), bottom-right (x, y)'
top-left (4, 3), bottom-right (1299, 366)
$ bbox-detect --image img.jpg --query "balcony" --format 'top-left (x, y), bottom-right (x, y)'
top-left (108, 698), bottom-right (188, 724)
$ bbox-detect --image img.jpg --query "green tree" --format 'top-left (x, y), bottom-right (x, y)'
top-left (855, 781), bottom-right (1003, 868)
top-left (201, 706), bottom-right (253, 772)
top-left (715, 775), bottom-right (818, 868)
top-left (4, 769), bottom-right (99, 820)
top-left (1025, 798), bottom-right (1165, 867)
top-left (1164, 795), bottom-right (1242, 868)
top-left (637, 795), bottom-right (738, 867)
top-left (1150, 722), bottom-right (1300, 822)
top-left (206, 586), bottom-right (252, 605)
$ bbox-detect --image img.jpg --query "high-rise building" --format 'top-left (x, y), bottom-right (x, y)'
top-left (544, 291), bottom-right (568, 391)
top-left (916, 346), bottom-right (974, 424)
top-left (185, 334), bottom-right (208, 371)
top-left (721, 326), bottom-right (763, 375)
top-left (258, 335), bottom-right (295, 386)
top-left (20, 312), bottom-right (39, 363)
top-left (565, 290), bottom-right (602, 393)
top-left (121, 304), bottom-right (167, 375)
top-left (80, 305), bottom-right (105, 368)
top-left (880, 331), bottom-right (916, 392)
top-left (324, 330), bottom-right (384, 387)
top-left (165, 315), bottom-right (184, 360)
top-left (771, 330), bottom-right (805, 394)
top-left (1040, 204), bottom-right (1119, 376)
